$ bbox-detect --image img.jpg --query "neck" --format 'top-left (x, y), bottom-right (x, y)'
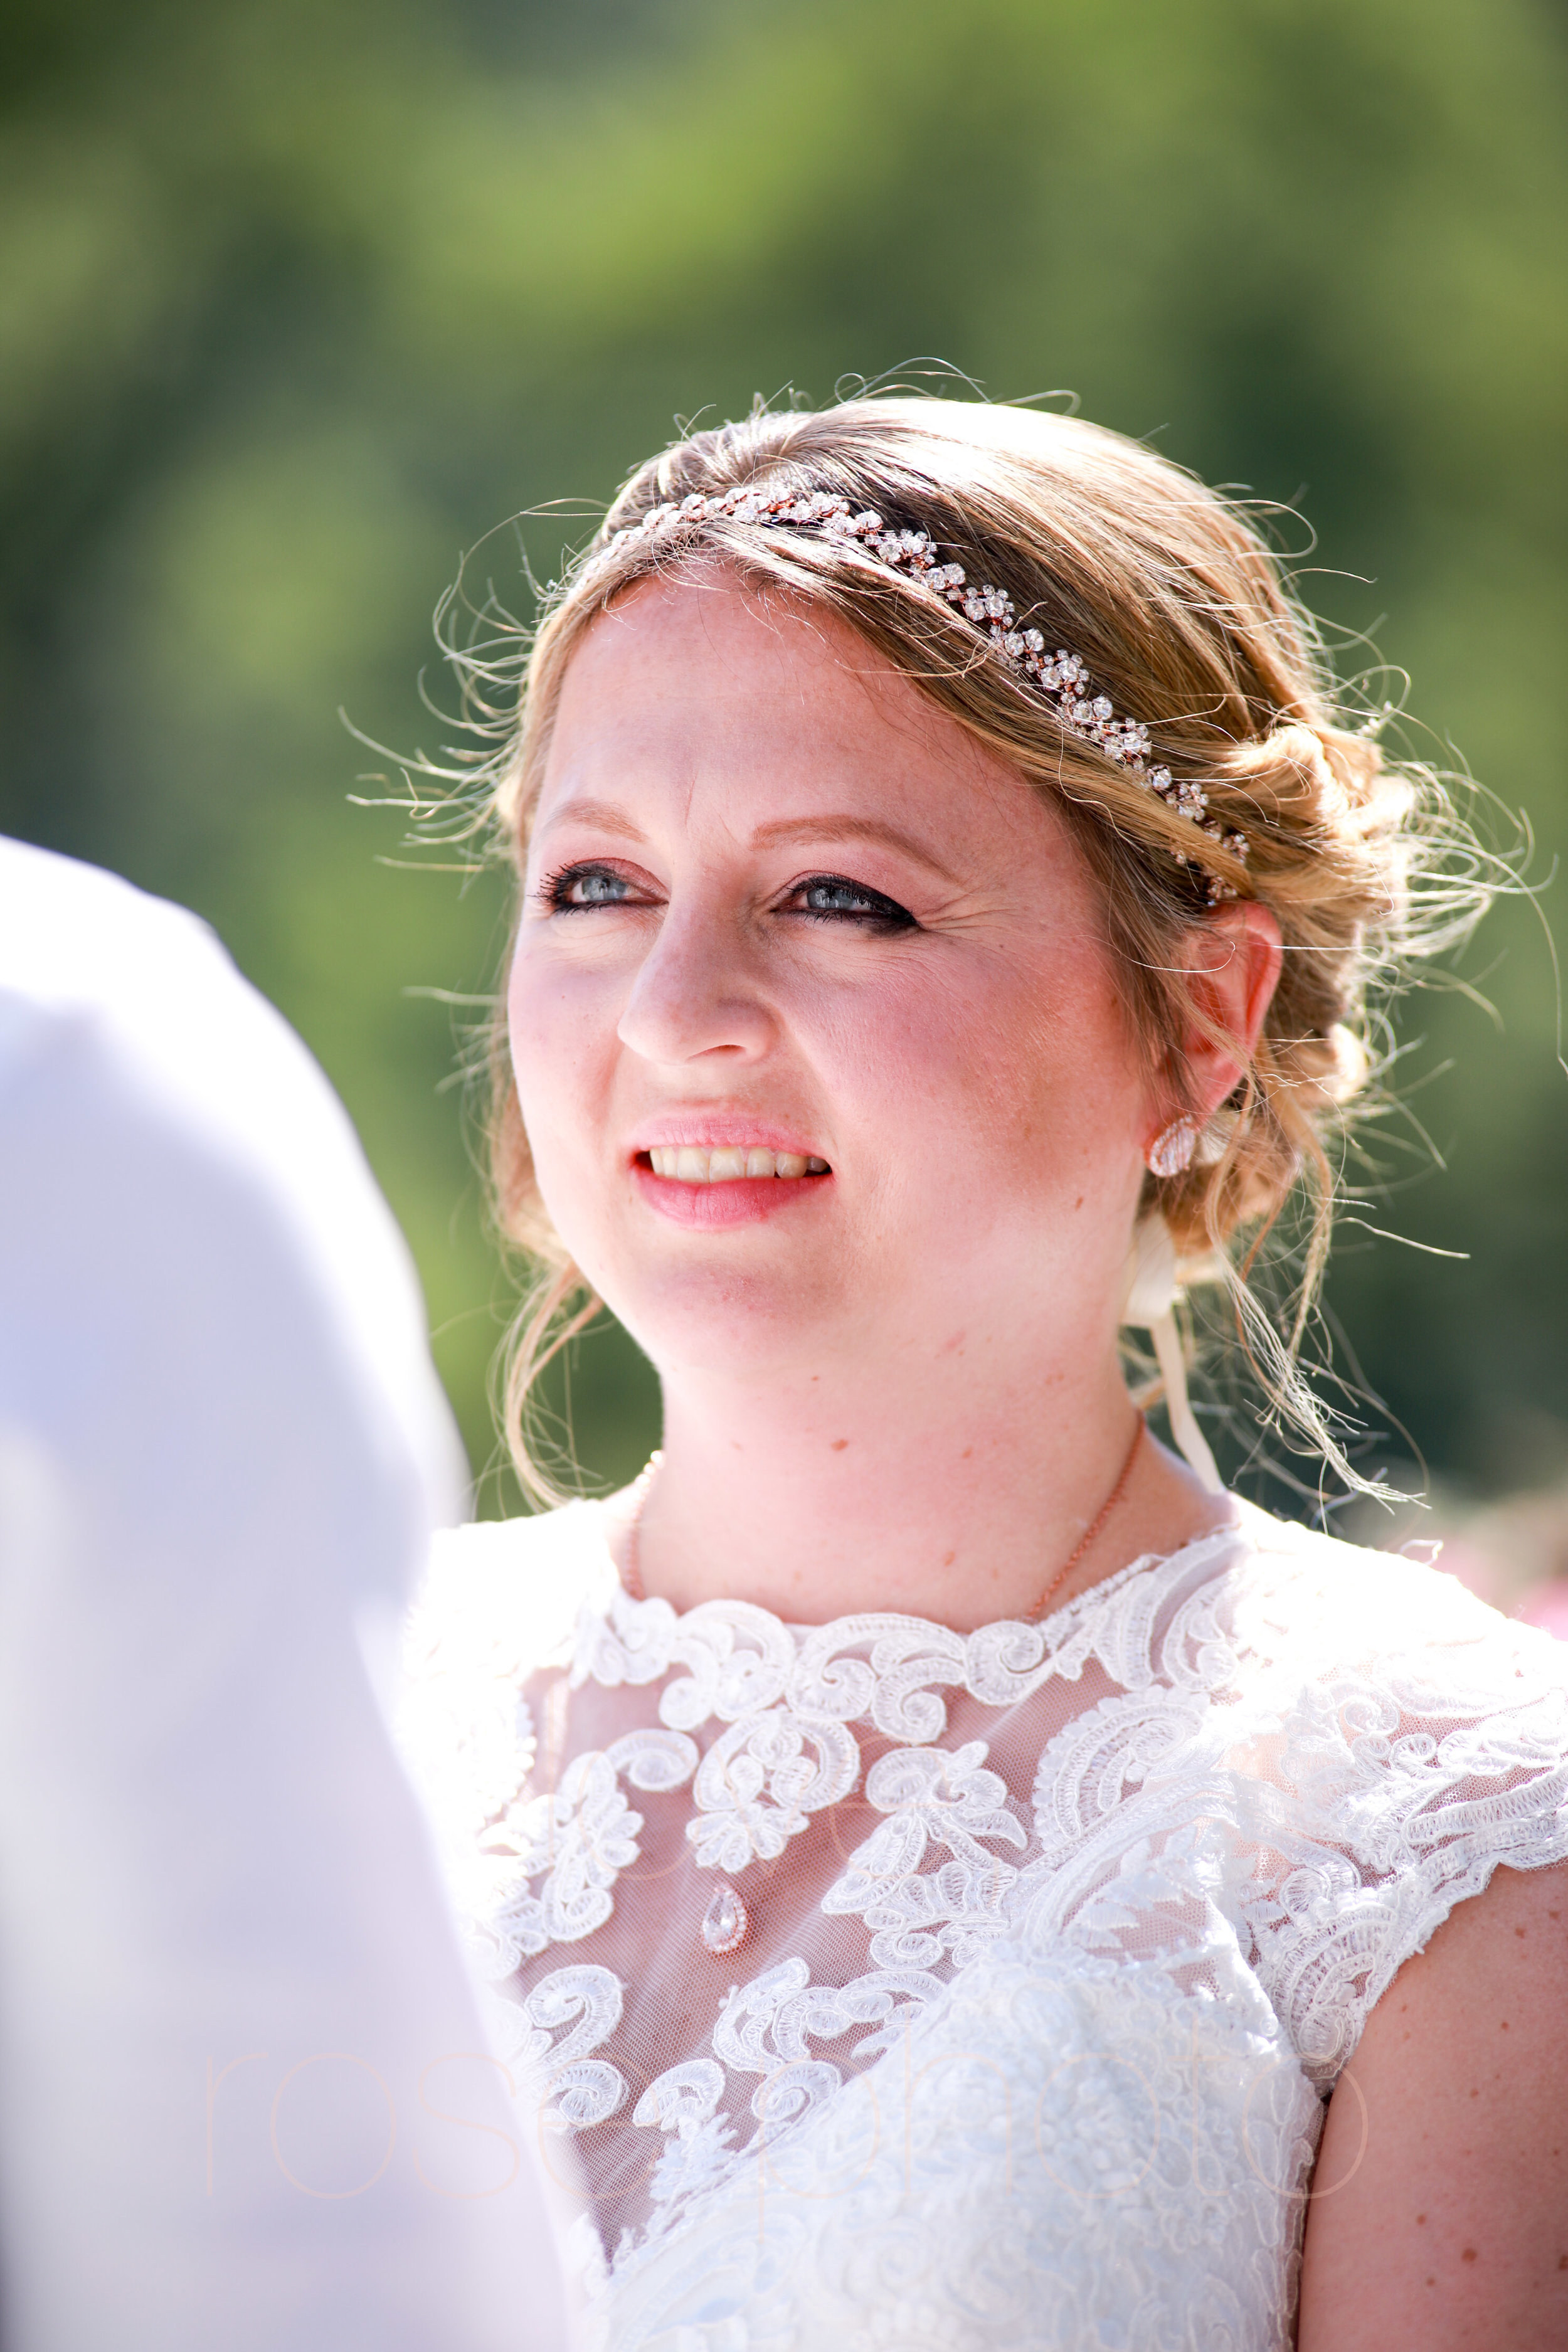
top-left (618, 1324), bottom-right (1227, 1632)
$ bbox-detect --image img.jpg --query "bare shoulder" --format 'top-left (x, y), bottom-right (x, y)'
top-left (1299, 1857), bottom-right (1568, 2350)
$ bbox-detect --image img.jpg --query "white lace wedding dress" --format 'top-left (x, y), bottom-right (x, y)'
top-left (400, 1496), bottom-right (1568, 2351)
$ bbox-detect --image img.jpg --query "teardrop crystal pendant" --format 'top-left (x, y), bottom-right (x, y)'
top-left (700, 1880), bottom-right (748, 1957)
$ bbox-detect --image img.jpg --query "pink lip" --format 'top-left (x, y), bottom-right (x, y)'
top-left (631, 1160), bottom-right (833, 1230)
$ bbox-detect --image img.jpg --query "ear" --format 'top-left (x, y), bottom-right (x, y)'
top-left (1170, 900), bottom-right (1284, 1120)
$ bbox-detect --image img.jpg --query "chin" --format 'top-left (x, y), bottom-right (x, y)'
top-left (591, 1244), bottom-right (858, 1380)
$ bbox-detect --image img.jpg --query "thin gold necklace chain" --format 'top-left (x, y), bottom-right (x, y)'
top-left (1020, 1415), bottom-right (1145, 1622)
top-left (619, 1417), bottom-right (1146, 1623)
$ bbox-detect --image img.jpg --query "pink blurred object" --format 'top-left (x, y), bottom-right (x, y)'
top-left (1517, 1580), bottom-right (1568, 1641)
top-left (1406, 1537), bottom-right (1499, 1604)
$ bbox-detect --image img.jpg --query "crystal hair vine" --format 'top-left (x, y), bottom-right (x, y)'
top-left (595, 484), bottom-right (1251, 901)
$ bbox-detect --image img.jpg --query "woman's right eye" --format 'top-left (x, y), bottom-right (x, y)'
top-left (540, 862), bottom-right (637, 911)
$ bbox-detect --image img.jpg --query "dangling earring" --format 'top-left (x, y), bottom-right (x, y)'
top-left (1147, 1116), bottom-right (1198, 1178)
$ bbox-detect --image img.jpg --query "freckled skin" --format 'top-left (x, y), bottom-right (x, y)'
top-left (1300, 1859), bottom-right (1568, 2349)
top-left (509, 578), bottom-right (1276, 1631)
top-left (508, 574), bottom-right (1568, 2343)
top-left (512, 581), bottom-right (1150, 1401)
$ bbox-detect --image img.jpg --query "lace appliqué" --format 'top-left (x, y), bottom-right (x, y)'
top-left (484, 1729), bottom-right (699, 1966)
top-left (823, 1739), bottom-right (1027, 1968)
top-left (404, 1508), bottom-right (1568, 2346)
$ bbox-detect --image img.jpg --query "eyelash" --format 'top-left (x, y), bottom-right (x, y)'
top-left (537, 861), bottom-right (635, 913)
top-left (789, 874), bottom-right (916, 930)
top-left (537, 863), bottom-right (917, 931)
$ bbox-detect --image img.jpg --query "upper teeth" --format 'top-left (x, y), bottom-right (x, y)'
top-left (649, 1147), bottom-right (829, 1183)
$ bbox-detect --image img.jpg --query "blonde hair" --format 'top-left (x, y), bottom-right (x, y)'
top-left (439, 396), bottom-right (1493, 1500)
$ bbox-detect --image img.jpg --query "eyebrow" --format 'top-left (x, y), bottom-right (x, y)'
top-left (748, 815), bottom-right (961, 884)
top-left (534, 797), bottom-right (649, 842)
top-left (536, 802), bottom-right (963, 886)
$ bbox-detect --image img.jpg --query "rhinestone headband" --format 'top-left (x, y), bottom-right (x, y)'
top-left (595, 484), bottom-right (1249, 899)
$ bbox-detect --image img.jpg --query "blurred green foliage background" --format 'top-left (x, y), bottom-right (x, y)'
top-left (3, 0), bottom-right (1565, 1517)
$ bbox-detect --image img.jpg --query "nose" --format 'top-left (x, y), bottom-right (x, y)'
top-left (615, 899), bottom-right (776, 1067)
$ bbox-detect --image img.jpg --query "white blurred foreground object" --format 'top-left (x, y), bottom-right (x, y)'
top-left (0, 841), bottom-right (573, 2352)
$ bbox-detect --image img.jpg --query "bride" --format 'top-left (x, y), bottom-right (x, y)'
top-left (401, 398), bottom-right (1568, 2349)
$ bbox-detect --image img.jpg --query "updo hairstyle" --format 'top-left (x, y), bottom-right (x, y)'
top-left (453, 397), bottom-right (1487, 1498)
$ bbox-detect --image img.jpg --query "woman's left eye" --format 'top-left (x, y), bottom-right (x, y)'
top-left (787, 874), bottom-right (916, 928)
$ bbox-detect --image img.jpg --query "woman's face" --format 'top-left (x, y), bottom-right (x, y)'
top-left (508, 575), bottom-right (1155, 1384)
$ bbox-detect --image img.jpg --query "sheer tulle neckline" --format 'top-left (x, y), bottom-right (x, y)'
top-left (403, 1492), bottom-right (1568, 2343)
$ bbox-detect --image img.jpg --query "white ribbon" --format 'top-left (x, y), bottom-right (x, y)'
top-left (1120, 1216), bottom-right (1224, 1495)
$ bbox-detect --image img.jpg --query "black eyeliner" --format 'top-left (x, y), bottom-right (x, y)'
top-left (787, 872), bottom-right (918, 930)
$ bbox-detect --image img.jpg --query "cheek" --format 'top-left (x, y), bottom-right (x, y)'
top-left (505, 939), bottom-right (614, 1179)
top-left (504, 943), bottom-right (555, 1118)
top-left (1009, 972), bottom-right (1147, 1160)
top-left (506, 943), bottom-right (638, 1296)
top-left (834, 943), bottom-right (1145, 1194)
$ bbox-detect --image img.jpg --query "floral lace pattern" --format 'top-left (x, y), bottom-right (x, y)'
top-left (400, 1501), bottom-right (1568, 2351)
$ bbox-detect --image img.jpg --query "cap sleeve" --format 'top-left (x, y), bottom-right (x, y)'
top-left (1221, 1525), bottom-right (1568, 2087)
